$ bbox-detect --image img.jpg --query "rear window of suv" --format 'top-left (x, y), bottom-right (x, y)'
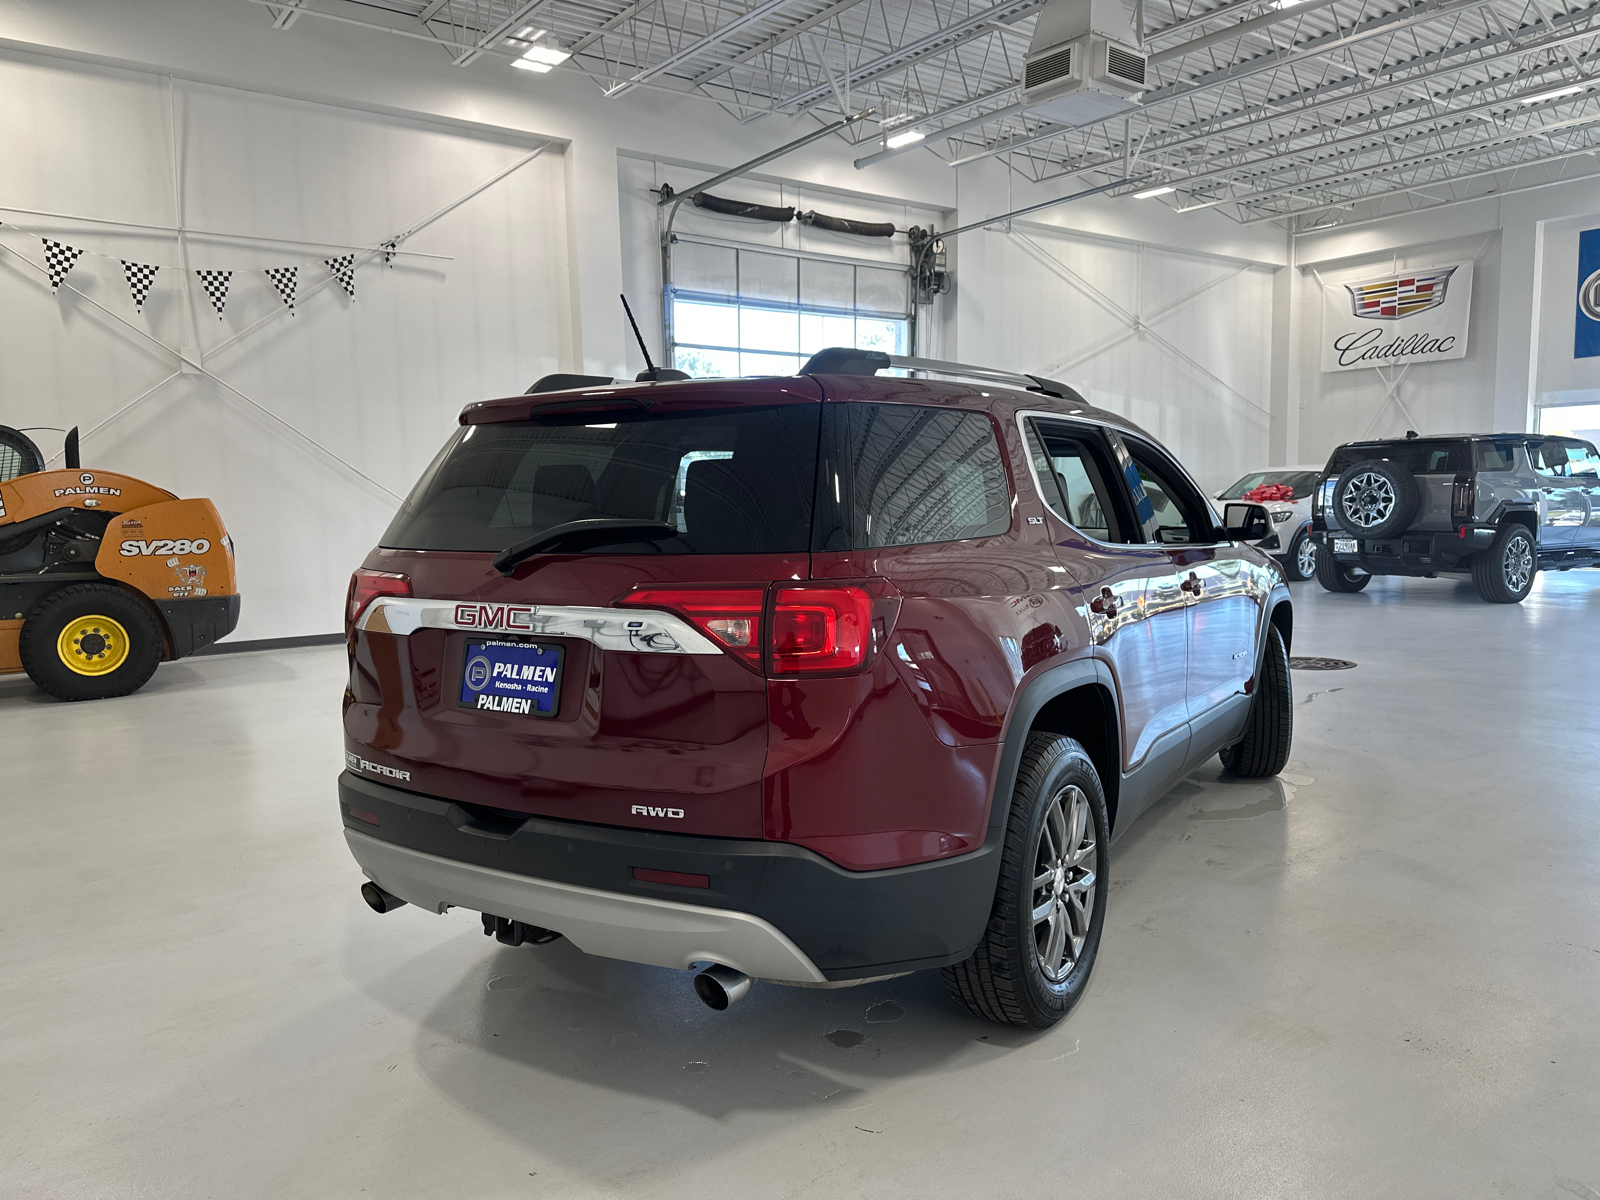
top-left (382, 405), bottom-right (819, 554)
top-left (1327, 439), bottom-right (1465, 474)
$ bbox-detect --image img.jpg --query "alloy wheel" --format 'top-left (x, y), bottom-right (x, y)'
top-left (1503, 536), bottom-right (1533, 592)
top-left (1031, 784), bottom-right (1098, 983)
top-left (1340, 471), bottom-right (1396, 530)
top-left (1296, 535), bottom-right (1318, 578)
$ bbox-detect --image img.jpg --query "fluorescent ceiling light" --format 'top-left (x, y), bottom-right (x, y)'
top-left (885, 128), bottom-right (926, 149)
top-left (1132, 185), bottom-right (1175, 198)
top-left (511, 58), bottom-right (553, 72)
top-left (1521, 84), bottom-right (1586, 104)
top-left (521, 41), bottom-right (571, 65)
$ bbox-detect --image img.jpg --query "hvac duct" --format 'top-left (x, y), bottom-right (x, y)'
top-left (1021, 0), bottom-right (1147, 126)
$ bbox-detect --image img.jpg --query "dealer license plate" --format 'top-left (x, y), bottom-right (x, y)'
top-left (459, 639), bottom-right (563, 718)
top-left (1333, 538), bottom-right (1358, 555)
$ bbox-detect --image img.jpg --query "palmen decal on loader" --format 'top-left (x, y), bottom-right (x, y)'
top-left (0, 424), bottom-right (239, 701)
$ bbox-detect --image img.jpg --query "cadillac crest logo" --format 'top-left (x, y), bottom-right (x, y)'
top-left (1321, 260), bottom-right (1473, 372)
top-left (1344, 267), bottom-right (1457, 320)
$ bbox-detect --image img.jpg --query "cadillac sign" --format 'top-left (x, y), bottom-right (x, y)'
top-left (1320, 261), bottom-right (1473, 373)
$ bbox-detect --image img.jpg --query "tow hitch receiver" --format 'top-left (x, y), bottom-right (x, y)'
top-left (481, 913), bottom-right (562, 947)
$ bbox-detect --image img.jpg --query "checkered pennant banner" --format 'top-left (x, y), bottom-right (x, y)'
top-left (264, 265), bottom-right (297, 312)
top-left (381, 240), bottom-right (398, 268)
top-left (42, 238), bottom-right (84, 292)
top-left (194, 269), bottom-right (233, 319)
top-left (324, 253), bottom-right (356, 299)
top-left (121, 261), bottom-right (160, 312)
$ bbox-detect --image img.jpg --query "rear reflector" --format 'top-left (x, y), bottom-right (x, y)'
top-left (771, 585), bottom-right (870, 675)
top-left (346, 806), bottom-right (380, 826)
top-left (346, 569), bottom-right (411, 637)
top-left (632, 866), bottom-right (710, 889)
top-left (617, 586), bottom-right (766, 669)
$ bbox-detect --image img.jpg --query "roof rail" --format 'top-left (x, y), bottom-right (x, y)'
top-left (799, 347), bottom-right (1075, 401)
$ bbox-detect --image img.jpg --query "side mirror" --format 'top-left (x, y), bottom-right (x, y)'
top-left (1224, 502), bottom-right (1271, 541)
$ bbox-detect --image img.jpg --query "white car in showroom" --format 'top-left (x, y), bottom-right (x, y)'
top-left (1216, 466), bottom-right (1322, 580)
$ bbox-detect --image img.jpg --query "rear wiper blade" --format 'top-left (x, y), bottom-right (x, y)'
top-left (490, 519), bottom-right (678, 576)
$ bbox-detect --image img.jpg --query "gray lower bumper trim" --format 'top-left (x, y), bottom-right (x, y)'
top-left (345, 830), bottom-right (827, 983)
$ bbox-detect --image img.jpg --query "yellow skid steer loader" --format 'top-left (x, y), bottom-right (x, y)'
top-left (0, 425), bottom-right (239, 701)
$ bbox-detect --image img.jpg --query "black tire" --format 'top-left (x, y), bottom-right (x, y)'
top-left (1315, 549), bottom-right (1371, 593)
top-left (1283, 530), bottom-right (1318, 582)
top-left (1332, 458), bottom-right (1420, 540)
top-left (1219, 624), bottom-right (1292, 778)
top-left (1471, 523), bottom-right (1536, 603)
top-left (19, 583), bottom-right (165, 701)
top-left (942, 734), bottom-right (1109, 1029)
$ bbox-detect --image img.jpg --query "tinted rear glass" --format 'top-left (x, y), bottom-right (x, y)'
top-left (1473, 441), bottom-right (1518, 471)
top-left (814, 403), bottom-right (1011, 550)
top-left (1218, 470), bottom-right (1319, 499)
top-left (1328, 440), bottom-right (1464, 474)
top-left (382, 404), bottom-right (819, 554)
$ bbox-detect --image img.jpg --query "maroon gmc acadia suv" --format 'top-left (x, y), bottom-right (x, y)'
top-left (340, 348), bottom-right (1293, 1029)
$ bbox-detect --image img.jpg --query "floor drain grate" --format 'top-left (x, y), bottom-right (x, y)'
top-left (1290, 657), bottom-right (1357, 670)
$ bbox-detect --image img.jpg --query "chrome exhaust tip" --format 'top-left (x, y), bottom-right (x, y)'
top-left (361, 881), bottom-right (407, 913)
top-left (693, 964), bottom-right (753, 1011)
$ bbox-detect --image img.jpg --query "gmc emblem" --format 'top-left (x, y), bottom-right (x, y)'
top-left (454, 602), bottom-right (536, 631)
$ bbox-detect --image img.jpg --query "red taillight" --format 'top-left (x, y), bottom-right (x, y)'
top-left (618, 583), bottom-right (881, 675)
top-left (345, 568), bottom-right (411, 638)
top-left (771, 585), bottom-right (871, 675)
top-left (618, 587), bottom-right (766, 669)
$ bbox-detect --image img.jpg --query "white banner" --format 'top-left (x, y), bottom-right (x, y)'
top-left (1320, 261), bottom-right (1473, 373)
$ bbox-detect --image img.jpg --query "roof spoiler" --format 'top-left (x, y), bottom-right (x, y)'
top-left (799, 347), bottom-right (1077, 401)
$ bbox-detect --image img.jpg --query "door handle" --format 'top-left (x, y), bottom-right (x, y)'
top-left (1180, 572), bottom-right (1204, 596)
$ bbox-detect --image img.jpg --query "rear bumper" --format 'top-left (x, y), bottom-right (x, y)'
top-left (346, 829), bottom-right (828, 982)
top-left (1316, 527), bottom-right (1491, 575)
top-left (338, 772), bottom-right (999, 981)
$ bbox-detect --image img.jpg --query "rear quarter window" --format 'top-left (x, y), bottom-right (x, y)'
top-left (382, 404), bottom-right (819, 554)
top-left (1473, 441), bottom-right (1518, 471)
top-left (814, 403), bottom-right (1011, 550)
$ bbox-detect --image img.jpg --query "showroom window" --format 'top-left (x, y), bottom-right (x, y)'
top-left (668, 241), bottom-right (910, 377)
top-left (1537, 402), bottom-right (1600, 448)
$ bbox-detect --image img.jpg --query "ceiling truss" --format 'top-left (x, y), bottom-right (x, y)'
top-left (249, 0), bottom-right (1600, 228)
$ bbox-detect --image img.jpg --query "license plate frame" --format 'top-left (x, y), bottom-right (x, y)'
top-left (1333, 538), bottom-right (1358, 555)
top-left (458, 638), bottom-right (564, 718)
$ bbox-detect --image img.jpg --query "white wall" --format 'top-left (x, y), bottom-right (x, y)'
top-left (951, 159), bottom-right (1284, 494)
top-left (1294, 175), bottom-right (1600, 464)
top-left (2, 0), bottom-right (1309, 638)
top-left (0, 49), bottom-right (571, 641)
top-left (1293, 230), bottom-right (1503, 465)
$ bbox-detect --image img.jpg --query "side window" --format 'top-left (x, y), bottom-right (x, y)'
top-left (1473, 441), bottom-right (1516, 471)
top-left (1564, 439), bottom-right (1599, 476)
top-left (1533, 439), bottom-right (1573, 477)
top-left (1027, 419), bottom-right (1129, 542)
top-left (1123, 440), bottom-right (1214, 545)
top-left (820, 403), bottom-right (1011, 549)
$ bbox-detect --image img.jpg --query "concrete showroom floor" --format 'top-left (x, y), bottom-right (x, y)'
top-left (3, 572), bottom-right (1598, 1200)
